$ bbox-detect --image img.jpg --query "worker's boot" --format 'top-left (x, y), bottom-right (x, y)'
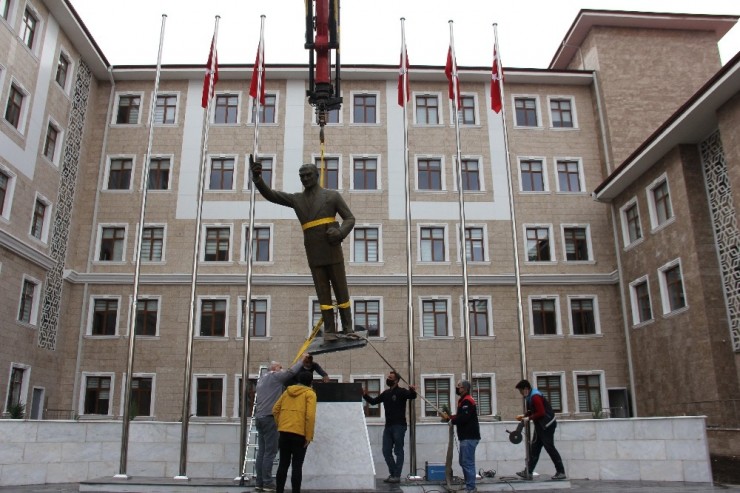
top-left (322, 310), bottom-right (338, 342)
top-left (339, 306), bottom-right (361, 339)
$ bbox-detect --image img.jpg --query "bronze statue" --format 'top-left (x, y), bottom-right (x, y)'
top-left (249, 155), bottom-right (357, 342)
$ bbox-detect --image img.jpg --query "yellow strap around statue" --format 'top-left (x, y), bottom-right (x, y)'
top-left (302, 217), bottom-right (335, 230)
top-left (293, 317), bottom-right (324, 364)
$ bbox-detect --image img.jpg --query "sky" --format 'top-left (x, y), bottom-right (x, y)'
top-left (70, 0), bottom-right (740, 69)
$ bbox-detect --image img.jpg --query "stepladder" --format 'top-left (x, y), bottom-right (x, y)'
top-left (239, 366), bottom-right (269, 483)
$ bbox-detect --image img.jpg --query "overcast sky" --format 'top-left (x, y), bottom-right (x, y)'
top-left (71, 0), bottom-right (739, 69)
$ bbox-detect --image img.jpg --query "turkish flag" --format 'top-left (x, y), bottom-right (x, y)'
top-left (397, 48), bottom-right (410, 107)
top-left (201, 36), bottom-right (219, 108)
top-left (445, 47), bottom-right (461, 109)
top-left (249, 40), bottom-right (266, 105)
top-left (491, 46), bottom-right (502, 113)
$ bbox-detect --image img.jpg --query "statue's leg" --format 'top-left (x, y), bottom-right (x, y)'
top-left (312, 267), bottom-right (338, 341)
top-left (328, 262), bottom-right (357, 336)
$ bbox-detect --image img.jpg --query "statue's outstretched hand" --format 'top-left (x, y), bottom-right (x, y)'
top-left (249, 154), bottom-right (262, 179)
top-left (326, 226), bottom-right (342, 245)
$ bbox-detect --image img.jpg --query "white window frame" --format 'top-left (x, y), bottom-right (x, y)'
top-left (350, 374), bottom-right (385, 421)
top-left (645, 173), bottom-right (675, 232)
top-left (349, 154), bottom-right (382, 192)
top-left (418, 296), bottom-right (453, 338)
top-left (554, 157), bottom-right (585, 193)
top-left (511, 94), bottom-right (542, 129)
top-left (311, 92), bottom-right (343, 126)
top-left (211, 91), bottom-right (242, 125)
top-left (195, 296), bottom-right (230, 339)
top-left (206, 154), bottom-right (238, 192)
top-left (532, 371), bottom-right (568, 414)
top-left (572, 370), bottom-right (608, 415)
top-left (103, 155), bottom-right (136, 192)
top-left (560, 223), bottom-right (593, 263)
top-left (4, 78), bottom-right (30, 135)
top-left (528, 294), bottom-right (562, 336)
top-left (459, 295), bottom-right (494, 337)
top-left (54, 48), bottom-right (74, 95)
top-left (125, 295), bottom-right (161, 337)
top-left (629, 275), bottom-right (654, 327)
top-left (619, 197), bottom-right (644, 249)
top-left (111, 91), bottom-right (145, 125)
top-left (1, 0), bottom-right (15, 25)
top-left (453, 155), bottom-right (486, 193)
top-left (120, 372), bottom-right (156, 418)
top-left (0, 163), bottom-right (16, 222)
top-left (4, 362), bottom-right (31, 413)
top-left (414, 155), bottom-right (447, 192)
top-left (523, 223), bottom-right (556, 264)
top-left (350, 224), bottom-right (383, 265)
top-left (351, 296), bottom-right (384, 338)
top-left (658, 258), bottom-right (688, 316)
top-left (28, 192), bottom-right (52, 245)
top-left (17, 274), bottom-right (41, 326)
top-left (517, 156), bottom-right (550, 193)
top-left (451, 92), bottom-right (480, 126)
top-left (200, 223), bottom-right (233, 264)
top-left (79, 372), bottom-right (115, 417)
top-left (350, 90), bottom-right (381, 125)
top-left (547, 95), bottom-right (578, 130)
top-left (42, 117), bottom-right (64, 166)
top-left (134, 222), bottom-right (167, 263)
top-left (20, 3), bottom-right (42, 56)
top-left (191, 374), bottom-right (227, 418)
top-left (241, 223), bottom-right (273, 264)
top-left (469, 373), bottom-right (496, 416)
top-left (237, 295), bottom-right (271, 339)
top-left (420, 374), bottom-right (454, 418)
top-left (233, 373), bottom-right (260, 418)
top-left (94, 223), bottom-right (129, 264)
top-left (455, 223), bottom-right (490, 263)
top-left (153, 92), bottom-right (180, 126)
top-left (248, 92), bottom-right (279, 125)
top-left (244, 152), bottom-right (276, 190)
top-left (567, 294), bottom-right (601, 336)
top-left (145, 154), bottom-right (174, 191)
top-left (417, 223), bottom-right (450, 263)
top-left (311, 153), bottom-right (342, 190)
top-left (412, 91), bottom-right (443, 126)
top-left (86, 295), bottom-right (121, 337)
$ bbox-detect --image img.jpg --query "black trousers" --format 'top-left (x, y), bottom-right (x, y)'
top-left (528, 421), bottom-right (565, 474)
top-left (276, 432), bottom-right (309, 493)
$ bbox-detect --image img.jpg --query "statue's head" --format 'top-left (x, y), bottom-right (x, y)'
top-left (299, 163), bottom-right (319, 188)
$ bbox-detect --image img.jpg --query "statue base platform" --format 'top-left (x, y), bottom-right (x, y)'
top-left (307, 328), bottom-right (368, 355)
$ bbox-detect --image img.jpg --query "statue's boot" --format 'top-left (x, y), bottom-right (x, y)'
top-left (322, 310), bottom-right (339, 342)
top-left (339, 306), bottom-right (362, 339)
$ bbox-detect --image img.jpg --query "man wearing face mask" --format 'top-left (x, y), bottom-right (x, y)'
top-left (362, 371), bottom-right (417, 483)
top-left (441, 380), bottom-right (481, 493)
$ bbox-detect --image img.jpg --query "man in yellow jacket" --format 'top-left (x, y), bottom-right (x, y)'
top-left (272, 370), bottom-right (317, 493)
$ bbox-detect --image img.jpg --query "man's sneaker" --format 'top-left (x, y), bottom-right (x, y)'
top-left (515, 470), bottom-right (532, 480)
top-left (261, 485), bottom-right (276, 492)
top-left (552, 472), bottom-right (567, 480)
top-left (383, 475), bottom-right (395, 483)
top-left (387, 476), bottom-right (401, 483)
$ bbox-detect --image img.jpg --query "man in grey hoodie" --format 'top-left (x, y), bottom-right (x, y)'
top-left (254, 356), bottom-right (305, 492)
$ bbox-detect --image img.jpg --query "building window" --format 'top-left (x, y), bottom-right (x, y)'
top-left (576, 374), bottom-right (603, 414)
top-left (107, 158), bottom-right (133, 190)
top-left (140, 226), bottom-right (164, 262)
top-left (0, 170), bottom-right (10, 217)
top-left (520, 159), bottom-right (545, 192)
top-left (91, 298), bottom-right (118, 336)
top-left (460, 159), bottom-right (481, 191)
top-left (660, 262), bottom-right (686, 313)
top-left (243, 299), bottom-right (268, 337)
top-left (514, 97), bottom-right (538, 127)
top-left (353, 94), bottom-right (376, 124)
top-left (30, 198), bottom-right (47, 240)
top-left (526, 226), bottom-right (551, 262)
top-left (630, 278), bottom-right (653, 324)
top-left (353, 157), bottom-right (378, 190)
top-left (5, 367), bottom-right (26, 412)
top-left (252, 94), bottom-right (276, 124)
top-left (204, 227), bottom-right (230, 262)
top-left (531, 298), bottom-right (558, 335)
top-left (464, 227), bottom-right (485, 262)
top-left (355, 378), bottom-right (381, 417)
top-left (649, 178), bottom-right (673, 228)
top-left (422, 299), bottom-right (449, 337)
top-left (420, 226), bottom-right (445, 262)
top-left (315, 156), bottom-right (338, 190)
top-left (135, 299), bottom-right (158, 336)
top-left (209, 157), bottom-right (235, 190)
top-left (246, 226), bottom-right (271, 262)
top-left (468, 299), bottom-right (490, 337)
top-left (200, 299), bottom-right (227, 337)
top-left (536, 375), bottom-right (564, 413)
top-left (1, 0), bottom-right (10, 20)
top-left (214, 94), bottom-right (239, 124)
top-left (417, 158), bottom-right (442, 191)
top-left (84, 376), bottom-right (112, 415)
top-left (147, 158), bottom-right (170, 190)
top-left (353, 227), bottom-right (379, 263)
top-left (154, 95), bottom-right (177, 124)
top-left (459, 95), bottom-right (476, 125)
top-left (415, 95), bottom-right (439, 125)
top-left (621, 201), bottom-right (643, 246)
top-left (326, 107), bottom-right (340, 124)
top-left (43, 122), bottom-right (60, 162)
top-left (55, 53), bottom-right (70, 89)
top-left (423, 377), bottom-right (451, 417)
top-left (236, 377), bottom-right (258, 417)
top-left (129, 377), bottom-right (152, 417)
top-left (21, 7), bottom-right (37, 49)
top-left (570, 297), bottom-right (596, 335)
top-left (557, 160), bottom-right (582, 192)
top-left (252, 157), bottom-right (273, 188)
top-left (471, 377), bottom-right (493, 415)
top-left (17, 278), bottom-right (38, 324)
top-left (116, 95), bottom-right (141, 124)
top-left (354, 299), bottom-right (380, 337)
top-left (99, 227), bottom-right (126, 261)
top-left (196, 377), bottom-right (224, 417)
top-left (563, 226), bottom-right (589, 261)
top-left (550, 98), bottom-right (574, 128)
top-left (5, 84), bottom-right (24, 129)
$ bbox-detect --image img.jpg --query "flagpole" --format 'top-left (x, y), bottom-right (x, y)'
top-left (448, 21), bottom-right (473, 381)
top-left (116, 13), bottom-right (166, 479)
top-left (240, 14), bottom-right (265, 473)
top-left (177, 15), bottom-right (220, 480)
top-left (399, 17), bottom-right (418, 478)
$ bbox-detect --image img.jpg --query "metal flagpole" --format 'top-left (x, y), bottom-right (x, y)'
top-left (240, 14), bottom-right (265, 472)
top-left (448, 21), bottom-right (473, 381)
top-left (116, 13), bottom-right (167, 479)
top-left (399, 17), bottom-right (418, 478)
top-left (177, 15), bottom-right (220, 480)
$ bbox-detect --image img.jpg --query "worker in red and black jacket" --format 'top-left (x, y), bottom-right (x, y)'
top-left (442, 380), bottom-right (480, 492)
top-left (515, 379), bottom-right (566, 481)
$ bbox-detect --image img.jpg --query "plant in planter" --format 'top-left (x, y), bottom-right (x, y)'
top-left (8, 403), bottom-right (25, 419)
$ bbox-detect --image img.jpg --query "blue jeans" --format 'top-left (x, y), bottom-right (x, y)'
top-left (255, 415), bottom-right (279, 487)
top-left (382, 424), bottom-right (406, 478)
top-left (459, 439), bottom-right (479, 491)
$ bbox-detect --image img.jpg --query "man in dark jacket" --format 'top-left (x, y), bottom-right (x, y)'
top-left (292, 353), bottom-right (330, 385)
top-left (442, 380), bottom-right (480, 492)
top-left (362, 371), bottom-right (417, 483)
top-left (515, 379), bottom-right (566, 480)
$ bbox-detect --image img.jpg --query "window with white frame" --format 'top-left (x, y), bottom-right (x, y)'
top-left (89, 297), bottom-right (119, 336)
top-left (240, 297), bottom-right (269, 338)
top-left (471, 375), bottom-right (495, 415)
top-left (43, 120), bottom-right (63, 164)
top-left (460, 158), bottom-right (481, 191)
top-left (5, 364), bottom-right (29, 413)
top-left (464, 226), bottom-right (486, 262)
top-left (198, 298), bottom-right (228, 337)
top-left (647, 176), bottom-right (674, 230)
top-left (55, 51), bottom-right (71, 91)
top-left (519, 158), bottom-right (547, 192)
top-left (574, 372), bottom-right (606, 414)
top-left (154, 94), bottom-right (177, 125)
top-left (526, 225), bottom-right (553, 262)
top-left (203, 226), bottom-right (231, 262)
top-left (128, 375), bottom-right (153, 417)
top-left (352, 156), bottom-right (378, 190)
top-left (214, 93), bottom-right (239, 124)
top-left (314, 156), bottom-right (339, 190)
top-left (549, 96), bottom-right (576, 128)
top-left (353, 298), bottom-right (381, 337)
top-left (21, 6), bottom-right (38, 49)
top-left (620, 199), bottom-right (643, 247)
top-left (234, 375), bottom-right (258, 417)
top-left (147, 157), bottom-right (171, 190)
top-left (514, 96), bottom-right (539, 127)
top-left (415, 94), bottom-right (440, 125)
top-left (458, 94), bottom-right (477, 125)
top-left (568, 296), bottom-right (599, 335)
top-left (629, 276), bottom-right (653, 325)
top-left (556, 159), bottom-right (583, 192)
top-left (466, 298), bottom-right (492, 337)
top-left (251, 93), bottom-right (276, 124)
top-left (29, 194), bottom-right (51, 243)
top-left (534, 373), bottom-right (566, 413)
top-left (352, 93), bottom-right (377, 124)
top-left (659, 260), bottom-right (686, 314)
top-left (248, 156), bottom-right (273, 189)
top-left (4, 82), bottom-right (28, 131)
top-left (208, 157), bottom-right (235, 191)
top-left (97, 225), bottom-right (127, 262)
top-left (244, 225), bottom-right (271, 262)
top-left (419, 226), bottom-right (447, 262)
top-left (562, 225), bottom-right (590, 262)
top-left (140, 226), bottom-right (165, 262)
top-left (17, 276), bottom-right (40, 325)
top-left (422, 375), bottom-right (452, 417)
top-left (353, 376), bottom-right (382, 418)
top-left (194, 375), bottom-right (225, 417)
top-left (134, 298), bottom-right (159, 336)
top-left (421, 298), bottom-right (450, 337)
top-left (417, 158), bottom-right (443, 191)
top-left (530, 296), bottom-right (560, 335)
top-left (352, 226), bottom-right (380, 263)
top-left (1, 0), bottom-right (10, 20)
top-left (0, 166), bottom-right (16, 220)
top-left (114, 94), bottom-right (142, 125)
top-left (82, 373), bottom-right (114, 415)
top-left (106, 157), bottom-right (133, 191)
